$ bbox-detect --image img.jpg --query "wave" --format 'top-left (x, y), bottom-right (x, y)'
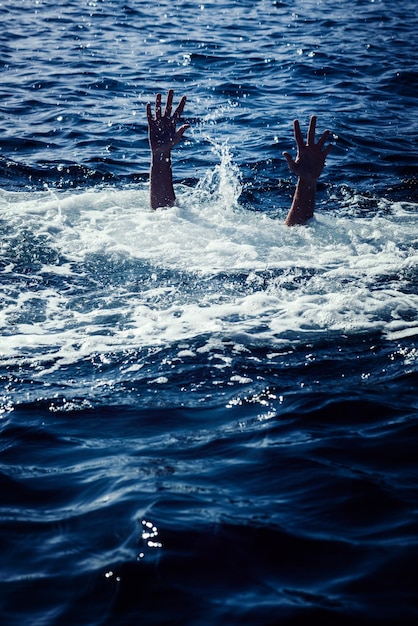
top-left (1, 145), bottom-right (417, 367)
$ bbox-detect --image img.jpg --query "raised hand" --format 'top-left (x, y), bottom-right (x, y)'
top-left (147, 89), bottom-right (190, 209)
top-left (283, 116), bottom-right (332, 183)
top-left (147, 89), bottom-right (189, 156)
top-left (283, 116), bottom-right (333, 226)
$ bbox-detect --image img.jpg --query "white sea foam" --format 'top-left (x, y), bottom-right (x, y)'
top-left (0, 151), bottom-right (417, 365)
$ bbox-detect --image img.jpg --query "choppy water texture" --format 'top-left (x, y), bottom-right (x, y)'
top-left (1, 1), bottom-right (417, 624)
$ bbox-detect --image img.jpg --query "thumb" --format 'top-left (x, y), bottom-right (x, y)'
top-left (282, 151), bottom-right (294, 168)
top-left (174, 123), bottom-right (190, 144)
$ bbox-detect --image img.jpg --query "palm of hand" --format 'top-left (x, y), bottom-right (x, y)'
top-left (149, 116), bottom-right (177, 154)
top-left (291, 143), bottom-right (328, 181)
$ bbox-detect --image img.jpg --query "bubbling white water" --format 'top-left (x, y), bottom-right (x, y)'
top-left (0, 148), bottom-right (417, 366)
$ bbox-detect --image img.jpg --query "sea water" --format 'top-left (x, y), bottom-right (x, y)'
top-left (0, 1), bottom-right (417, 625)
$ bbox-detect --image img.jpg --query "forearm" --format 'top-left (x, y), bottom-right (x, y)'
top-left (285, 177), bottom-right (317, 227)
top-left (150, 151), bottom-right (175, 209)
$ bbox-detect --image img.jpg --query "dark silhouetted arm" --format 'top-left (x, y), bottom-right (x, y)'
top-left (283, 116), bottom-right (332, 226)
top-left (147, 89), bottom-right (189, 209)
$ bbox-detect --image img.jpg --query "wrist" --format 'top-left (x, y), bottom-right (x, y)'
top-left (152, 149), bottom-right (171, 158)
top-left (297, 176), bottom-right (318, 187)
top-left (151, 151), bottom-right (172, 168)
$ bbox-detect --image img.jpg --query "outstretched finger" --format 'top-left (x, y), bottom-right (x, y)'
top-left (155, 93), bottom-right (162, 119)
top-left (283, 151), bottom-right (295, 170)
top-left (317, 129), bottom-right (330, 149)
top-left (323, 143), bottom-right (333, 158)
top-left (175, 123), bottom-right (190, 144)
top-left (173, 95), bottom-right (187, 122)
top-left (307, 115), bottom-right (317, 146)
top-left (293, 119), bottom-right (305, 149)
top-left (146, 102), bottom-right (152, 125)
top-left (164, 89), bottom-right (174, 118)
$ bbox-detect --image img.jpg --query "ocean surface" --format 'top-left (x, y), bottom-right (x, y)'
top-left (1, 1), bottom-right (417, 624)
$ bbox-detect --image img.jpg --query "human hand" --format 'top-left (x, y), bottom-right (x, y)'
top-left (283, 116), bottom-right (332, 183)
top-left (147, 89), bottom-right (189, 156)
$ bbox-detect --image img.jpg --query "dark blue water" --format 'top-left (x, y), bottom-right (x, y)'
top-left (1, 1), bottom-right (417, 624)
